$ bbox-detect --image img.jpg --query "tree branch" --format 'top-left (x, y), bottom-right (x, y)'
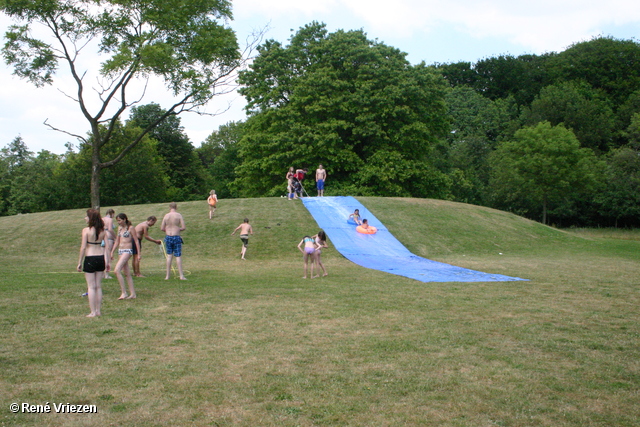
top-left (43, 118), bottom-right (87, 144)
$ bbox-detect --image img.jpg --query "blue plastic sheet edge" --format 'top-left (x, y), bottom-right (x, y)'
top-left (302, 196), bottom-right (527, 283)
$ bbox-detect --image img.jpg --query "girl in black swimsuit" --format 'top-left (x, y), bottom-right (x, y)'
top-left (77, 209), bottom-right (110, 317)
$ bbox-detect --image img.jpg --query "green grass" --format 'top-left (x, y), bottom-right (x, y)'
top-left (1, 197), bottom-right (639, 426)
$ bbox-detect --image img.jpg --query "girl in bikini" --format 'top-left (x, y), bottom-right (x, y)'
top-left (286, 167), bottom-right (295, 200)
top-left (312, 230), bottom-right (329, 277)
top-left (110, 213), bottom-right (140, 299)
top-left (348, 209), bottom-right (362, 225)
top-left (297, 235), bottom-right (318, 279)
top-left (78, 209), bottom-right (110, 317)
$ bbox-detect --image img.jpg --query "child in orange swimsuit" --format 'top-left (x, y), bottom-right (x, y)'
top-left (207, 190), bottom-right (218, 219)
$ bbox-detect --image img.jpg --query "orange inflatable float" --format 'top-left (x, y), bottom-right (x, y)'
top-left (356, 225), bottom-right (377, 234)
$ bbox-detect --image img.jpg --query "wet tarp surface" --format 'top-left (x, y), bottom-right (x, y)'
top-left (302, 196), bottom-right (527, 283)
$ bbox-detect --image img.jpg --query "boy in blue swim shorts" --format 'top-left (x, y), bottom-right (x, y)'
top-left (161, 202), bottom-right (187, 280)
top-left (164, 235), bottom-right (183, 257)
top-left (315, 164), bottom-right (327, 197)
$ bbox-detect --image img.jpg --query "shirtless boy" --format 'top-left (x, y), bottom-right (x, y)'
top-left (133, 216), bottom-right (162, 277)
top-left (160, 202), bottom-right (187, 280)
top-left (316, 164), bottom-right (327, 197)
top-left (231, 218), bottom-right (254, 260)
top-left (101, 209), bottom-right (116, 278)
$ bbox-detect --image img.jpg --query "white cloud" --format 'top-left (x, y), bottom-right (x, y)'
top-left (442, 0), bottom-right (640, 53)
top-left (236, 0), bottom-right (640, 53)
top-left (2, 0), bottom-right (640, 154)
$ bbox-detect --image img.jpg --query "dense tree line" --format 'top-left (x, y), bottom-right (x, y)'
top-left (2, 23), bottom-right (640, 227)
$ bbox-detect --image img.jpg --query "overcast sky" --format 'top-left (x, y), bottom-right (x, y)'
top-left (1, 0), bottom-right (639, 155)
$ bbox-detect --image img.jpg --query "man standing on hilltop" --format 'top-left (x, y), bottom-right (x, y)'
top-left (316, 164), bottom-right (327, 197)
top-left (161, 202), bottom-right (187, 280)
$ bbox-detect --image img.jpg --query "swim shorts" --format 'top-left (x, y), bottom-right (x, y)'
top-left (165, 235), bottom-right (183, 256)
top-left (124, 240), bottom-right (139, 255)
top-left (304, 247), bottom-right (315, 254)
top-left (240, 234), bottom-right (249, 247)
top-left (316, 179), bottom-right (324, 190)
top-left (83, 255), bottom-right (105, 273)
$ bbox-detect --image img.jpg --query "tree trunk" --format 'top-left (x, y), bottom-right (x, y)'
top-left (90, 146), bottom-right (102, 210)
top-left (542, 195), bottom-right (548, 225)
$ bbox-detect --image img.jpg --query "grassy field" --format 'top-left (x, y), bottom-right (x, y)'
top-left (0, 197), bottom-right (638, 426)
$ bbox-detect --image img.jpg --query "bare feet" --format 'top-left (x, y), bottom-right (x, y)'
top-left (118, 294), bottom-right (127, 300)
top-left (323, 273), bottom-right (328, 277)
top-left (125, 295), bottom-right (136, 299)
top-left (312, 275), bottom-right (319, 279)
top-left (179, 277), bottom-right (187, 281)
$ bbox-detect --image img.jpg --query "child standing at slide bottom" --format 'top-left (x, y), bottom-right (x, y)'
top-left (231, 218), bottom-right (253, 260)
top-left (297, 236), bottom-right (317, 279)
top-left (313, 230), bottom-right (329, 277)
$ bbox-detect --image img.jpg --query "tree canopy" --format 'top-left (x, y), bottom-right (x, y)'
top-left (489, 122), bottom-right (603, 224)
top-left (234, 22), bottom-right (450, 198)
top-left (1, 0), bottom-right (242, 208)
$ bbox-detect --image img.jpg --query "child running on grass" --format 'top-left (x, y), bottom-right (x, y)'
top-left (231, 218), bottom-right (253, 260)
top-left (207, 190), bottom-right (218, 219)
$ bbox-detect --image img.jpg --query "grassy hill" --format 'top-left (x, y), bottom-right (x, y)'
top-left (1, 197), bottom-right (639, 426)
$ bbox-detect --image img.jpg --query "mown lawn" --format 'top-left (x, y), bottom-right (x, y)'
top-left (1, 197), bottom-right (638, 426)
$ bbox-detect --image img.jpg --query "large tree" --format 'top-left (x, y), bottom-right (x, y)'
top-left (235, 22), bottom-right (450, 198)
top-left (1, 0), bottom-right (243, 208)
top-left (488, 122), bottom-right (603, 224)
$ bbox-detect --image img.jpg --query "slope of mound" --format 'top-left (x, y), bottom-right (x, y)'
top-left (360, 197), bottom-right (586, 258)
top-left (302, 196), bottom-right (526, 282)
top-left (0, 196), bottom-right (587, 274)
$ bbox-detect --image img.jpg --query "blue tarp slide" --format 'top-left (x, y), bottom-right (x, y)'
top-left (302, 196), bottom-right (527, 283)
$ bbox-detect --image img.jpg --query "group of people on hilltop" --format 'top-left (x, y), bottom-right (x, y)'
top-left (286, 164), bottom-right (327, 199)
top-left (78, 202), bottom-right (187, 318)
